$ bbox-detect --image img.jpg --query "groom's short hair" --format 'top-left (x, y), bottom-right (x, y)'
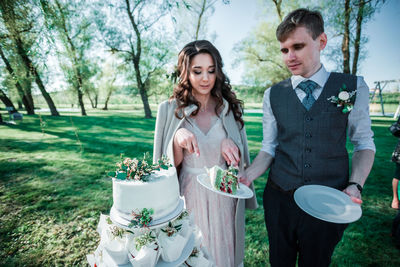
top-left (276, 8), bottom-right (324, 42)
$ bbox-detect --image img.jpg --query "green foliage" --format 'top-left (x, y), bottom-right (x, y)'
top-left (161, 221), bottom-right (182, 237)
top-left (134, 232), bottom-right (156, 251)
top-left (129, 208), bottom-right (154, 228)
top-left (107, 152), bottom-right (171, 181)
top-left (371, 92), bottom-right (400, 104)
top-left (320, 0), bottom-right (386, 73)
top-left (233, 21), bottom-right (291, 89)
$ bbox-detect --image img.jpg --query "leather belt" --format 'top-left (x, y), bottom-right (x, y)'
top-left (267, 179), bottom-right (296, 196)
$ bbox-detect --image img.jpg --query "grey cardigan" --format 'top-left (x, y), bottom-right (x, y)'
top-left (153, 98), bottom-right (258, 266)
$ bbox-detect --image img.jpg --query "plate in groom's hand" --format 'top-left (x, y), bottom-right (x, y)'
top-left (294, 184), bottom-right (362, 224)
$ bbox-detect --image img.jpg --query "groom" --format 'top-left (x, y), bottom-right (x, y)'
top-left (240, 8), bottom-right (375, 266)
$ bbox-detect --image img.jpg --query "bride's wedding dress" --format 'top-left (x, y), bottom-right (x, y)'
top-left (178, 116), bottom-right (237, 267)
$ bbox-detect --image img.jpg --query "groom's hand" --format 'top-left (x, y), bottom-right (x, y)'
top-left (343, 185), bottom-right (363, 205)
top-left (238, 171), bottom-right (252, 187)
top-left (174, 128), bottom-right (200, 156)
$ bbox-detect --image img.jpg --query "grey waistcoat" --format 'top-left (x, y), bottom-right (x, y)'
top-left (269, 72), bottom-right (357, 191)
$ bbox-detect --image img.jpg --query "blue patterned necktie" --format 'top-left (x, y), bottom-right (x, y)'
top-left (297, 80), bottom-right (318, 110)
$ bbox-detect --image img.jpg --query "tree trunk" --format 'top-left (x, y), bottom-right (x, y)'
top-left (18, 101), bottom-right (23, 109)
top-left (139, 84), bottom-right (152, 118)
top-left (87, 92), bottom-right (95, 108)
top-left (125, 0), bottom-right (152, 118)
top-left (32, 65), bottom-right (60, 116)
top-left (341, 0), bottom-right (351, 73)
top-left (0, 88), bottom-right (18, 112)
top-left (0, 44), bottom-right (35, 114)
top-left (25, 82), bottom-right (34, 110)
top-left (103, 90), bottom-right (113, 110)
top-left (272, 0), bottom-right (283, 22)
top-left (133, 57), bottom-right (152, 118)
top-left (352, 0), bottom-right (365, 75)
top-left (94, 94), bottom-right (98, 108)
top-left (76, 84), bottom-right (87, 116)
top-left (195, 0), bottom-right (207, 40)
top-left (14, 36), bottom-right (59, 115)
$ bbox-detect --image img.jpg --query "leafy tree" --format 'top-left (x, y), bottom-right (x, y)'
top-left (322, 0), bottom-right (386, 74)
top-left (0, 43), bottom-right (34, 114)
top-left (232, 0), bottom-right (302, 89)
top-left (0, 0), bottom-right (59, 116)
top-left (233, 22), bottom-right (290, 87)
top-left (0, 87), bottom-right (18, 112)
top-left (93, 0), bottom-right (181, 118)
top-left (40, 0), bottom-right (98, 116)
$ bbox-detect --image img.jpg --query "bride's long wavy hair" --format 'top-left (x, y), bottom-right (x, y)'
top-left (171, 40), bottom-right (244, 128)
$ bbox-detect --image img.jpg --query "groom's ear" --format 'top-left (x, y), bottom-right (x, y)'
top-left (318, 33), bottom-right (328, 51)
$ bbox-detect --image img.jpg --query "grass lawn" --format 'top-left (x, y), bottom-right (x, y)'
top-left (0, 108), bottom-right (399, 266)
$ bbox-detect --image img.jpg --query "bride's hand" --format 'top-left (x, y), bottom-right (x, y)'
top-left (174, 128), bottom-right (200, 156)
top-left (221, 138), bottom-right (240, 167)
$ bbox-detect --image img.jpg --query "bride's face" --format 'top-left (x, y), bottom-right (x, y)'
top-left (189, 53), bottom-right (216, 97)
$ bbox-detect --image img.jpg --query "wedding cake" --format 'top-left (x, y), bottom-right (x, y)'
top-left (87, 153), bottom-right (215, 267)
top-left (111, 167), bottom-right (180, 223)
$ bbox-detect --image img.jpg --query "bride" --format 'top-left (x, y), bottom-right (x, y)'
top-left (153, 40), bottom-right (257, 267)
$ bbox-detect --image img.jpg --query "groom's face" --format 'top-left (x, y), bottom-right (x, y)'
top-left (279, 26), bottom-right (327, 78)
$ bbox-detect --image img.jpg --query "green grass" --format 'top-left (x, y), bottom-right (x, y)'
top-left (0, 108), bottom-right (399, 266)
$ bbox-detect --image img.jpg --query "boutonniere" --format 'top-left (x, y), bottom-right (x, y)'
top-left (327, 83), bottom-right (357, 113)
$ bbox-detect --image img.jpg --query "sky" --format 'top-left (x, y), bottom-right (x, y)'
top-left (207, 0), bottom-right (400, 89)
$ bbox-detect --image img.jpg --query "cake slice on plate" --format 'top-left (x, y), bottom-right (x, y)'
top-left (207, 165), bottom-right (239, 194)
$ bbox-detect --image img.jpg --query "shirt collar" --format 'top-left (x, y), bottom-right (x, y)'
top-left (290, 64), bottom-right (330, 89)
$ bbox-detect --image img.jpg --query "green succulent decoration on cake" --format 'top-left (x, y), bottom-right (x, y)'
top-left (129, 208), bottom-right (154, 228)
top-left (107, 153), bottom-right (172, 181)
top-left (160, 221), bottom-right (182, 237)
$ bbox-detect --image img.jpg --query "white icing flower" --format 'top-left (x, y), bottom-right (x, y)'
top-left (338, 91), bottom-right (350, 101)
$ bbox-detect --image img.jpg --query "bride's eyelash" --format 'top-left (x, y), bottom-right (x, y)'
top-left (193, 70), bottom-right (215, 75)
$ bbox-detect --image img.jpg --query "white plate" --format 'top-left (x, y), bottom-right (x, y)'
top-left (294, 185), bottom-right (362, 224)
top-left (197, 174), bottom-right (254, 199)
top-left (110, 198), bottom-right (185, 230)
top-left (88, 233), bottom-right (195, 267)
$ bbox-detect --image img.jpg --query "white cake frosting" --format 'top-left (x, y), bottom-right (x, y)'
top-left (111, 167), bottom-right (180, 222)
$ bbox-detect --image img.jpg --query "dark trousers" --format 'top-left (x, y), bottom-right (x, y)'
top-left (263, 181), bottom-right (348, 267)
top-left (392, 210), bottom-right (400, 248)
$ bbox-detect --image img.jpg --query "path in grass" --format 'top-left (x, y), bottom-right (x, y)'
top-left (0, 110), bottom-right (399, 266)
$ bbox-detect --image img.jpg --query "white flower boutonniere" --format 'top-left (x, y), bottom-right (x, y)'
top-left (327, 83), bottom-right (357, 114)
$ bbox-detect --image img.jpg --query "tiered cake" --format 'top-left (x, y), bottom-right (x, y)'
top-left (87, 154), bottom-right (215, 267)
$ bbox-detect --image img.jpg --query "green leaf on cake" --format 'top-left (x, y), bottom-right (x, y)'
top-left (116, 172), bottom-right (127, 180)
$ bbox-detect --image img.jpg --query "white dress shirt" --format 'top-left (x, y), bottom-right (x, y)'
top-left (261, 65), bottom-right (376, 157)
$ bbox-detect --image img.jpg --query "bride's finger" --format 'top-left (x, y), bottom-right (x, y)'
top-left (192, 139), bottom-right (200, 156)
top-left (187, 141), bottom-right (194, 153)
top-left (225, 152), bottom-right (236, 166)
top-left (221, 152), bottom-right (230, 165)
top-left (231, 150), bottom-right (240, 166)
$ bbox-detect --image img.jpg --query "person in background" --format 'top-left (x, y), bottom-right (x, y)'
top-left (391, 136), bottom-right (400, 248)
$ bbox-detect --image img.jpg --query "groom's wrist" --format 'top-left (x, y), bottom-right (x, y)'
top-left (348, 182), bottom-right (363, 194)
